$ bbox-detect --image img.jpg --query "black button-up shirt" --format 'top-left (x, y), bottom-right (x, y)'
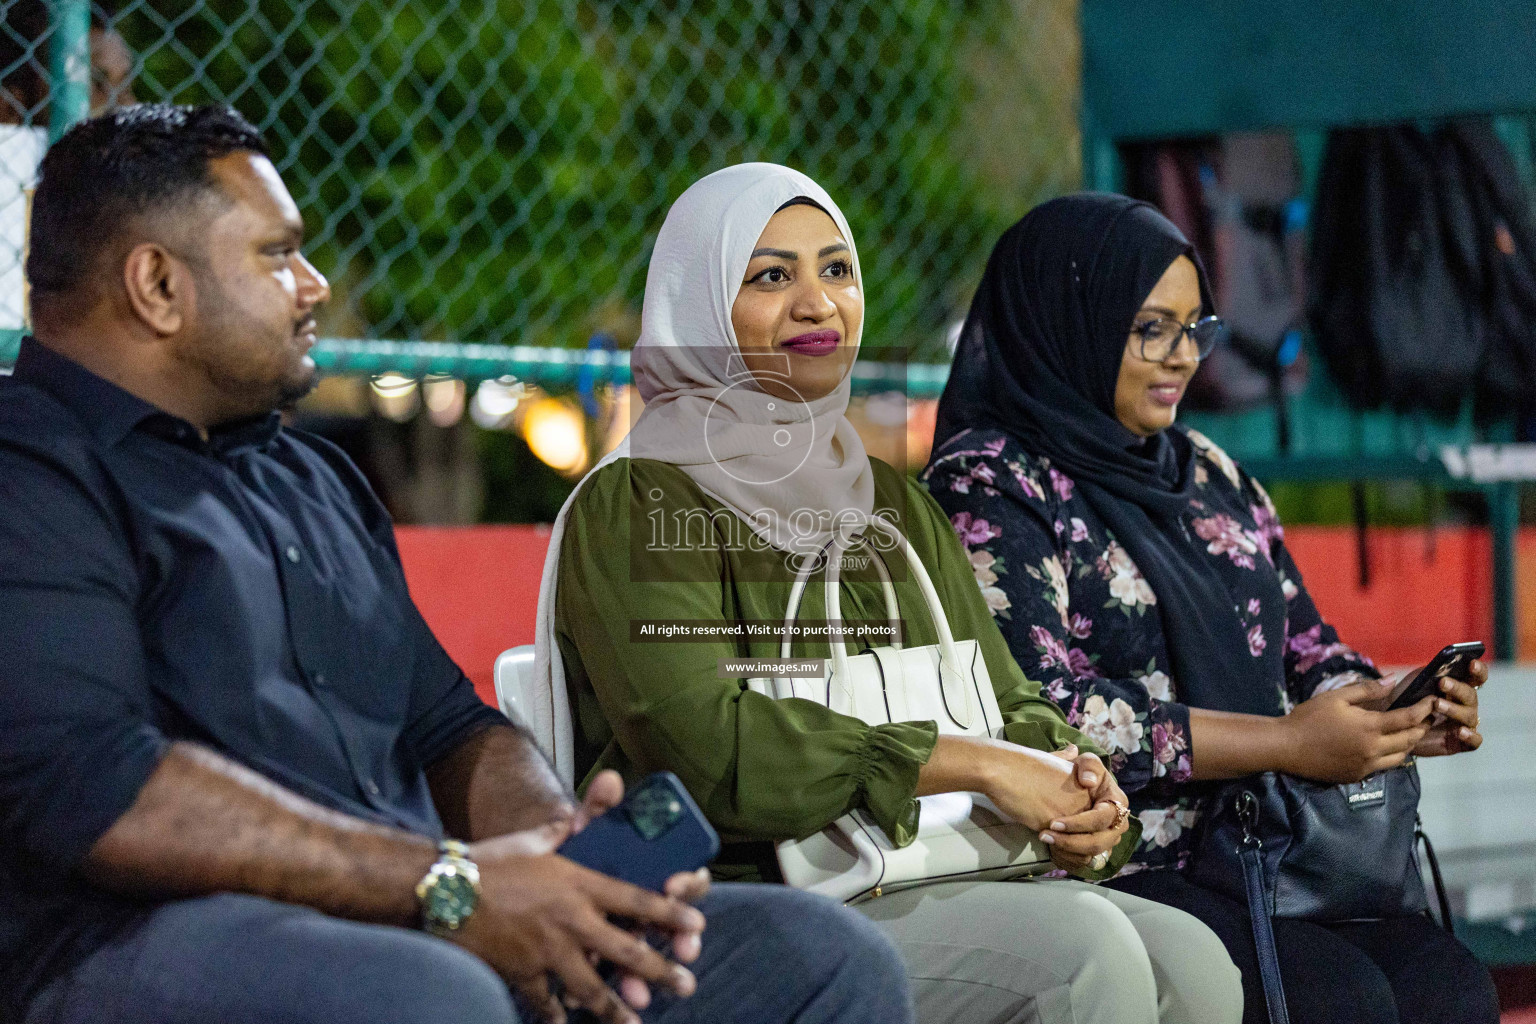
top-left (0, 338), bottom-right (507, 1011)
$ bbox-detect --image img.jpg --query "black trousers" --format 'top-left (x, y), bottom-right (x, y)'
top-left (1105, 870), bottom-right (1499, 1024)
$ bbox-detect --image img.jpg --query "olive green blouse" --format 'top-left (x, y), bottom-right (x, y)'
top-left (554, 455), bottom-right (1132, 879)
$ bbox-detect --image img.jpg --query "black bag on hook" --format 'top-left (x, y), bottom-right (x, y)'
top-left (1441, 120), bottom-right (1536, 419)
top-left (1119, 135), bottom-right (1309, 435)
top-left (1308, 122), bottom-right (1536, 416)
top-left (1310, 126), bottom-right (1486, 413)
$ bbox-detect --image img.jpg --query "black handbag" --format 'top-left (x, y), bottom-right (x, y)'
top-left (1187, 762), bottom-right (1452, 1024)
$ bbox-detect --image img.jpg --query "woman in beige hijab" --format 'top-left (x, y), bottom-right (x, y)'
top-left (535, 163), bottom-right (1241, 1024)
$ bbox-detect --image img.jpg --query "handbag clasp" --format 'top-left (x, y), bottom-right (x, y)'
top-left (1236, 789), bottom-right (1261, 847)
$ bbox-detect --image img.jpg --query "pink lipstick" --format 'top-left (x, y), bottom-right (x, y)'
top-left (780, 330), bottom-right (841, 356)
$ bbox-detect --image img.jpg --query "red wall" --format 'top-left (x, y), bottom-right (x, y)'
top-left (396, 524), bottom-right (1536, 707)
top-left (1286, 527), bottom-right (1536, 666)
top-left (395, 525), bottom-right (552, 706)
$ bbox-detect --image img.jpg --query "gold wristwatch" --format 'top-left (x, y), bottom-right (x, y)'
top-left (415, 839), bottom-right (481, 937)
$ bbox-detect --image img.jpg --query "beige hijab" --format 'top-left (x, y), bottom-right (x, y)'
top-left (625, 161), bottom-right (874, 556)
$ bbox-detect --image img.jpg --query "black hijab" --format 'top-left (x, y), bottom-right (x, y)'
top-left (934, 193), bottom-right (1285, 716)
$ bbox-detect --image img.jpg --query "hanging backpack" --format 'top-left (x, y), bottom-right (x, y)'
top-left (1121, 135), bottom-right (1310, 432)
top-left (1441, 120), bottom-right (1536, 419)
top-left (1309, 125), bottom-right (1489, 413)
top-left (1202, 133), bottom-right (1311, 442)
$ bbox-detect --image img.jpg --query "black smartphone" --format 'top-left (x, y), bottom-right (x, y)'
top-left (1384, 641), bottom-right (1485, 711)
top-left (558, 772), bottom-right (720, 893)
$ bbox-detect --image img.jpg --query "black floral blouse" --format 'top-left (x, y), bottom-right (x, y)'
top-left (921, 426), bottom-right (1379, 872)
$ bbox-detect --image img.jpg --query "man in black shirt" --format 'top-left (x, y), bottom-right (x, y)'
top-left (0, 105), bottom-right (912, 1024)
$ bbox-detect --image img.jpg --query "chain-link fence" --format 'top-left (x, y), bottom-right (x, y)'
top-left (1, 0), bottom-right (1079, 358)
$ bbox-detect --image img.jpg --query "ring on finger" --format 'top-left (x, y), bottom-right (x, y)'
top-left (1111, 803), bottom-right (1131, 829)
top-left (1090, 851), bottom-right (1111, 870)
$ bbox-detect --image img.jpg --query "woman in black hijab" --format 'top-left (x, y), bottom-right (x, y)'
top-left (922, 193), bottom-right (1496, 1024)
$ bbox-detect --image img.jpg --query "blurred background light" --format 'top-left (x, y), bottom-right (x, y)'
top-left (521, 397), bottom-right (587, 475)
top-left (470, 376), bottom-right (525, 430)
top-left (369, 372), bottom-right (419, 422)
top-left (423, 376), bottom-right (466, 428)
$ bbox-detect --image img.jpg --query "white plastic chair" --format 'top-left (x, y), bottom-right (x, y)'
top-left (493, 645), bottom-right (574, 785)
top-left (493, 644), bottom-right (539, 735)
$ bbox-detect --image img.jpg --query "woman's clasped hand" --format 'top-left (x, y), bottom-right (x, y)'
top-left (1043, 744), bottom-right (1133, 872)
top-left (916, 735), bottom-right (1131, 872)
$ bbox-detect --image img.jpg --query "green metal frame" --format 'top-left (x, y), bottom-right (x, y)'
top-left (305, 336), bottom-right (950, 396)
top-left (0, 330), bottom-right (946, 396)
top-left (46, 0), bottom-right (90, 142)
top-left (1081, 0), bottom-right (1536, 141)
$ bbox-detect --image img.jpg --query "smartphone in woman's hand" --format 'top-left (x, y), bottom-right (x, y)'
top-left (1383, 642), bottom-right (1485, 712)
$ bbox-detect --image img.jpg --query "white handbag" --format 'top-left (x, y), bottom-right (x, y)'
top-left (747, 515), bottom-right (1055, 904)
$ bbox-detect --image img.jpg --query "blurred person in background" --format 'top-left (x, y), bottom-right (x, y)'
top-left (0, 0), bottom-right (136, 328)
top-left (923, 193), bottom-right (1497, 1024)
top-left (538, 162), bottom-right (1243, 1024)
top-left (1, 0), bottom-right (138, 124)
top-left (0, 104), bottom-right (914, 1024)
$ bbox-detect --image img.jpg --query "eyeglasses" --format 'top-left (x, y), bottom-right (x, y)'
top-left (1128, 315), bottom-right (1229, 363)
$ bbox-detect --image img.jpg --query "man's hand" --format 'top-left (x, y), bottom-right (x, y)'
top-left (1043, 745), bottom-right (1131, 872)
top-left (1280, 679), bottom-right (1435, 783)
top-left (1413, 658), bottom-right (1487, 757)
top-left (80, 745), bottom-right (707, 1024)
top-left (614, 867), bottom-right (710, 1010)
top-left (568, 771), bottom-right (711, 1013)
top-left (457, 811), bottom-right (705, 1024)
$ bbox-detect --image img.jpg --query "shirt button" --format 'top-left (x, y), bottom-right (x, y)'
top-left (313, 672), bottom-right (327, 687)
top-left (285, 545), bottom-right (301, 564)
top-left (365, 780), bottom-right (381, 797)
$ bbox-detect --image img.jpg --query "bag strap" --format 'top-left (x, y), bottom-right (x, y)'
top-left (824, 515), bottom-right (975, 728)
top-left (852, 536), bottom-right (902, 651)
top-left (778, 536), bottom-right (901, 652)
top-left (1415, 815), bottom-right (1455, 934)
top-left (772, 533), bottom-right (902, 690)
top-left (1235, 791), bottom-right (1291, 1024)
top-left (1240, 845), bottom-right (1290, 1024)
top-left (774, 539), bottom-right (833, 661)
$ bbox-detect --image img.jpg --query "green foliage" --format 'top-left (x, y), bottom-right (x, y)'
top-left (115, 0), bottom-right (1079, 355)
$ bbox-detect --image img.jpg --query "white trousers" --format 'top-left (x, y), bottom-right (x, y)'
top-left (856, 877), bottom-right (1244, 1024)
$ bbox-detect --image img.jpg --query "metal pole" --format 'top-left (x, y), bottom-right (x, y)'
top-left (46, 0), bottom-right (91, 143)
top-left (1490, 482), bottom-right (1519, 662)
top-left (1079, 103), bottom-right (1119, 193)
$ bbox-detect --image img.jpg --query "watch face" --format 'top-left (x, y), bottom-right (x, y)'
top-left (624, 776), bottom-right (685, 841)
top-left (425, 868), bottom-right (478, 929)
